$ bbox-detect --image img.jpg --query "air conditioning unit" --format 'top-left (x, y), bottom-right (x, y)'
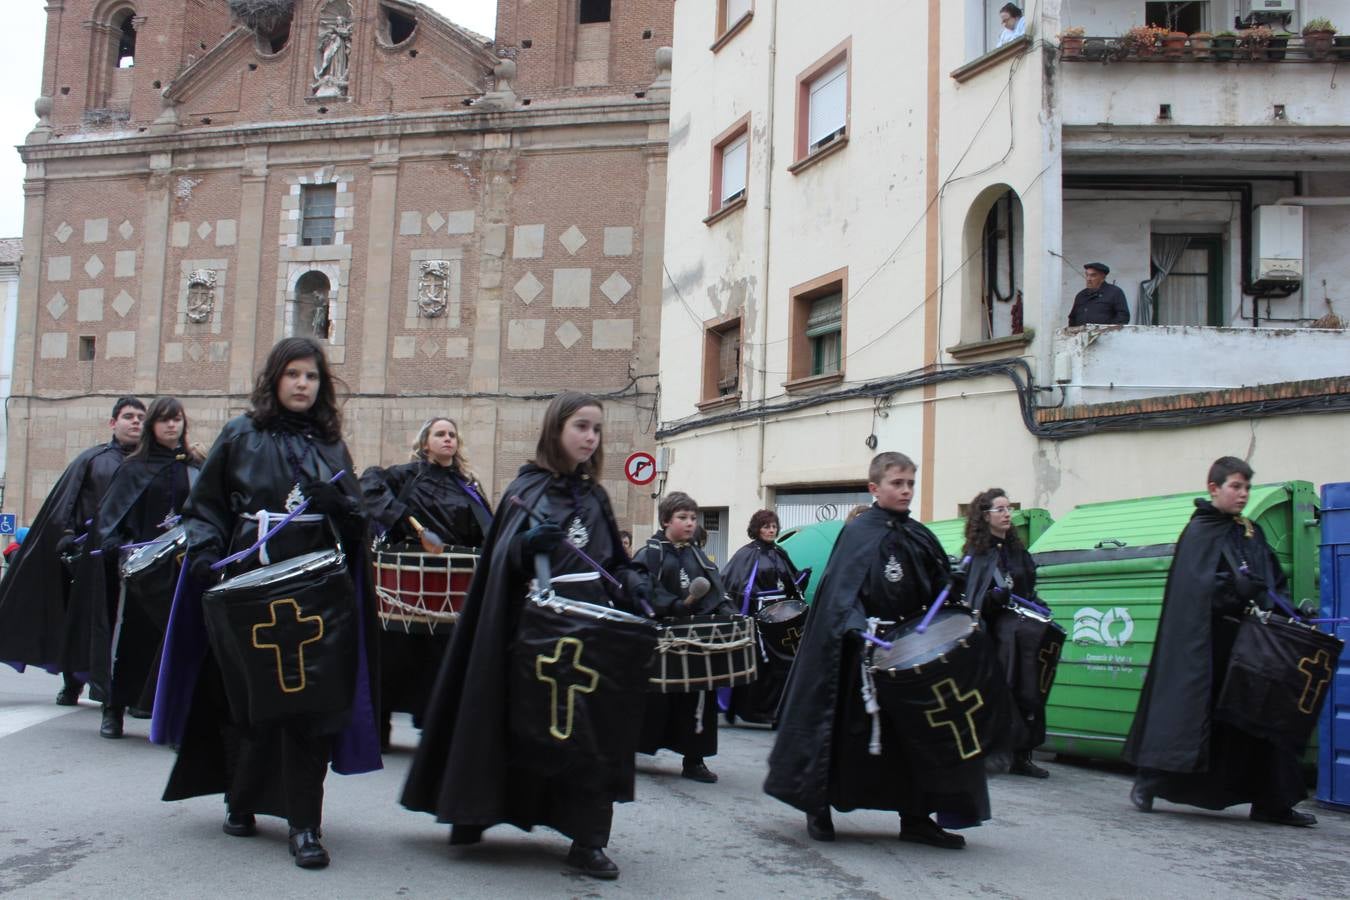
top-left (1249, 0), bottom-right (1296, 12)
top-left (1253, 205), bottom-right (1303, 283)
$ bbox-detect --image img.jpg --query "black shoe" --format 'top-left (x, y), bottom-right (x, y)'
top-left (99, 705), bottom-right (124, 739)
top-left (899, 816), bottom-right (966, 850)
top-left (223, 811), bottom-right (257, 837)
top-left (681, 760), bottom-right (718, 783)
top-left (127, 707), bottom-right (151, 720)
top-left (288, 829), bottom-right (330, 869)
top-left (565, 843), bottom-right (619, 880)
top-left (55, 686), bottom-right (82, 706)
top-left (380, 714), bottom-right (392, 753)
top-left (1250, 807), bottom-right (1317, 828)
top-left (806, 809), bottom-right (835, 842)
top-left (1129, 782), bottom-right (1154, 813)
top-left (448, 824), bottom-right (485, 846)
top-left (1009, 752), bottom-right (1050, 779)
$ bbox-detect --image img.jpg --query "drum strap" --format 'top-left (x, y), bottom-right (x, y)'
top-left (860, 617), bottom-right (884, 756)
top-left (243, 511), bottom-right (326, 565)
top-left (694, 691), bottom-right (706, 734)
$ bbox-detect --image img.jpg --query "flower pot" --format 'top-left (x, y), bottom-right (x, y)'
top-left (1265, 36), bottom-right (1289, 60)
top-left (1303, 31), bottom-right (1334, 59)
top-left (1336, 36), bottom-right (1350, 60)
top-left (1059, 35), bottom-right (1085, 59)
top-left (1162, 32), bottom-right (1187, 58)
top-left (1212, 36), bottom-right (1237, 61)
top-left (1191, 34), bottom-right (1213, 60)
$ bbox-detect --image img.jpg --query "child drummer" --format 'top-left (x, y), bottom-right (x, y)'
top-left (632, 491), bottom-right (733, 783)
top-left (764, 452), bottom-right (990, 849)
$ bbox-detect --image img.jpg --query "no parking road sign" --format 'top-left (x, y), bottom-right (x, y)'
top-left (624, 451), bottom-right (657, 486)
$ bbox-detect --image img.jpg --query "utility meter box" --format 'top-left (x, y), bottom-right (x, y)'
top-left (1250, 0), bottom-right (1296, 12)
top-left (1253, 204), bottom-right (1303, 282)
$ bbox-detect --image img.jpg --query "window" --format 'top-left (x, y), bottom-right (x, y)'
top-left (979, 189), bottom-right (1024, 340)
top-left (78, 336), bottom-right (96, 361)
top-left (707, 116), bottom-right (750, 220)
top-left (788, 268), bottom-right (847, 386)
top-left (793, 42), bottom-right (850, 167)
top-left (116, 13), bottom-right (136, 68)
top-left (1144, 2), bottom-right (1208, 32)
top-left (292, 270), bottom-right (332, 339)
top-left (700, 316), bottom-right (742, 405)
top-left (579, 0), bottom-right (611, 24)
top-left (301, 185), bottom-right (337, 246)
top-left (1151, 235), bottom-right (1222, 326)
top-left (380, 4), bottom-right (417, 45)
top-left (716, 0), bottom-right (753, 42)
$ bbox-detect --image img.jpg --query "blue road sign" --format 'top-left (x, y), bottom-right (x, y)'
top-left (0, 514), bottom-right (15, 535)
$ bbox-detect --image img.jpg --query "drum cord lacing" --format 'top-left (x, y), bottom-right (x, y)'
top-left (372, 585), bottom-right (459, 623)
top-left (861, 617), bottom-right (884, 756)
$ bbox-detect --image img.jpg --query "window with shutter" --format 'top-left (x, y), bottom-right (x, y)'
top-left (806, 292), bottom-right (843, 376)
top-left (807, 60), bottom-right (847, 150)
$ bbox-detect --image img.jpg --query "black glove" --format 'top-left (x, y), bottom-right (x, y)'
top-left (519, 522), bottom-right (564, 556)
top-left (629, 579), bottom-right (654, 614)
top-left (1232, 567), bottom-right (1266, 603)
top-left (189, 549), bottom-right (221, 584)
top-left (301, 480), bottom-right (355, 517)
top-left (947, 569), bottom-right (968, 598)
top-left (55, 532), bottom-right (78, 557)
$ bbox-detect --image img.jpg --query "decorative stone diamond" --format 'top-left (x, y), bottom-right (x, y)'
top-left (197, 221), bottom-right (213, 240)
top-left (420, 338), bottom-right (440, 358)
top-left (112, 290), bottom-right (135, 317)
top-left (54, 222), bottom-right (73, 244)
top-left (186, 342), bottom-right (205, 362)
top-left (426, 211), bottom-right (446, 232)
top-left (555, 321), bottom-right (582, 349)
top-left (83, 255), bottom-right (104, 279)
top-left (118, 220), bottom-right (135, 240)
top-left (514, 272), bottom-right (544, 305)
top-left (559, 225), bottom-right (587, 256)
top-left (47, 292), bottom-right (68, 320)
top-left (599, 271), bottom-right (632, 305)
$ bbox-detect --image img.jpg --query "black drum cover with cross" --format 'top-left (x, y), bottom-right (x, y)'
top-left (509, 594), bottom-right (658, 775)
top-left (202, 549), bottom-right (359, 725)
top-left (868, 608), bottom-right (1017, 770)
top-left (119, 524), bottom-right (187, 631)
top-left (1214, 612), bottom-right (1344, 750)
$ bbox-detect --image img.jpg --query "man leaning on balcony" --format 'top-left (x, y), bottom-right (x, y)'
top-left (1067, 262), bottom-right (1130, 327)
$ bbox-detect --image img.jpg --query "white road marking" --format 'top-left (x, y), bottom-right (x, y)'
top-left (0, 704), bottom-right (81, 739)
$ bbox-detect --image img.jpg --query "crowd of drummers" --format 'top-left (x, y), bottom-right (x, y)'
top-left (0, 336), bottom-right (1328, 879)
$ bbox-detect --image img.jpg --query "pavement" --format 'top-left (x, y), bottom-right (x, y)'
top-left (2, 664), bottom-right (1347, 899)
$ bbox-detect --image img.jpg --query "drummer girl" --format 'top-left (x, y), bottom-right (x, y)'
top-left (960, 488), bottom-right (1051, 779)
top-left (361, 417), bottom-right (492, 749)
top-left (401, 391), bottom-right (648, 880)
top-left (152, 337), bottom-right (380, 870)
top-left (92, 396), bottom-right (204, 738)
top-left (720, 509), bottom-right (808, 726)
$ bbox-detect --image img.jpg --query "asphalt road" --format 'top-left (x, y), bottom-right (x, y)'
top-left (2, 665), bottom-right (1346, 899)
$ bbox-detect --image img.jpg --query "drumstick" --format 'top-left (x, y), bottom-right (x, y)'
top-left (508, 496), bottom-right (622, 590)
top-left (683, 576), bottom-right (711, 608)
top-left (1009, 592), bottom-right (1053, 617)
top-left (211, 470), bottom-right (348, 571)
top-left (859, 631), bottom-right (894, 651)
top-left (915, 556), bottom-right (970, 634)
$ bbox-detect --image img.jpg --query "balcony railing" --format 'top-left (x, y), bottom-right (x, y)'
top-left (1059, 33), bottom-right (1350, 64)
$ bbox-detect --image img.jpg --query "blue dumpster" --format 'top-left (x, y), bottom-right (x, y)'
top-left (1317, 482), bottom-right (1350, 811)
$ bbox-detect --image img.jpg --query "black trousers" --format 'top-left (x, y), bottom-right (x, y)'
top-left (227, 724), bottom-right (331, 830)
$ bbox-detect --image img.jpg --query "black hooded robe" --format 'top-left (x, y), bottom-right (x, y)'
top-left (1123, 500), bottom-right (1305, 812)
top-left (765, 505), bottom-right (992, 828)
top-left (721, 539), bottom-right (805, 725)
top-left (401, 464), bottom-right (643, 848)
top-left (90, 445), bottom-right (199, 709)
top-left (0, 440), bottom-right (130, 678)
top-left (633, 533), bottom-right (730, 759)
top-left (361, 460), bottom-right (492, 730)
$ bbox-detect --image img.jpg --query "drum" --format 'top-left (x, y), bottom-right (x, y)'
top-left (119, 525), bottom-right (186, 630)
top-left (202, 549), bottom-right (358, 726)
top-left (509, 584), bottom-right (658, 773)
top-left (648, 614), bottom-right (758, 694)
top-left (867, 607), bottom-right (1008, 769)
top-left (372, 544), bottom-right (478, 634)
top-left (997, 602), bottom-right (1066, 708)
top-left (1215, 612), bottom-right (1345, 749)
top-left (756, 598), bottom-right (809, 661)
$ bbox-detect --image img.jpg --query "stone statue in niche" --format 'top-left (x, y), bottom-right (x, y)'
top-left (312, 2), bottom-right (354, 98)
top-left (418, 261), bottom-right (451, 318)
top-left (185, 269), bottom-right (217, 323)
top-left (311, 288), bottom-right (331, 338)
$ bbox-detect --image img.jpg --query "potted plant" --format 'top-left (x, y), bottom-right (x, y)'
top-left (1211, 30), bottom-right (1238, 60)
top-left (1161, 29), bottom-right (1188, 58)
top-left (1302, 18), bottom-right (1336, 59)
top-left (1122, 24), bottom-right (1165, 58)
top-left (1266, 30), bottom-right (1293, 60)
top-left (1240, 24), bottom-right (1273, 60)
top-left (1059, 25), bottom-right (1086, 59)
top-left (1191, 31), bottom-right (1213, 60)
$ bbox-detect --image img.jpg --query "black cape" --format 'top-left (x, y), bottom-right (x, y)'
top-left (765, 505), bottom-right (991, 825)
top-left (0, 441), bottom-right (129, 675)
top-left (721, 539), bottom-right (806, 725)
top-left (401, 464), bottom-right (640, 836)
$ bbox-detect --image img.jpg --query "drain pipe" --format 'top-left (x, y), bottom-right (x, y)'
top-left (754, 0), bottom-right (779, 511)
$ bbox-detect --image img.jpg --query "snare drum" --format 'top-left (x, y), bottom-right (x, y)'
top-left (119, 525), bottom-right (187, 630)
top-left (509, 578), bottom-right (659, 770)
top-left (867, 607), bottom-right (1006, 769)
top-left (755, 598), bottom-right (808, 661)
top-left (1215, 612), bottom-right (1345, 749)
top-left (372, 544), bottom-right (478, 634)
top-left (997, 601), bottom-right (1066, 707)
top-left (202, 548), bottom-right (358, 725)
top-left (648, 614), bottom-right (758, 694)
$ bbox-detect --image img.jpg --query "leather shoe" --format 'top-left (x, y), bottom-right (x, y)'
top-left (806, 808), bottom-right (835, 842)
top-left (1009, 752), bottom-right (1050, 779)
top-left (899, 816), bottom-right (966, 850)
top-left (448, 824), bottom-right (485, 846)
top-left (1129, 782), bottom-right (1154, 813)
top-left (566, 843), bottom-right (619, 880)
top-left (99, 705), bottom-right (124, 739)
top-left (288, 829), bottom-right (330, 869)
top-left (1250, 807), bottom-right (1317, 828)
top-left (55, 686), bottom-right (82, 706)
top-left (127, 707), bottom-right (151, 720)
top-left (681, 760), bottom-right (718, 783)
top-left (223, 811), bottom-right (257, 837)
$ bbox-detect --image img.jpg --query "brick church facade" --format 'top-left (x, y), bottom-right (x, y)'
top-left (11, 0), bottom-right (672, 528)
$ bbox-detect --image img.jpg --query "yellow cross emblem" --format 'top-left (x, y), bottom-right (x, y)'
top-left (251, 598), bottom-right (324, 694)
top-left (536, 637), bottom-right (600, 741)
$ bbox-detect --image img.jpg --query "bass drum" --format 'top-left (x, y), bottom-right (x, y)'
top-left (119, 525), bottom-right (187, 630)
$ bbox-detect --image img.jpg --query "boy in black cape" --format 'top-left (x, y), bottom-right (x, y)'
top-left (1124, 456), bottom-right (1315, 826)
top-left (764, 452), bottom-right (991, 849)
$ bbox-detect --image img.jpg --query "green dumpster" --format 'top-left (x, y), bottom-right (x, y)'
top-left (1034, 481), bottom-right (1320, 761)
top-left (924, 508), bottom-right (1054, 560)
top-left (778, 520), bottom-right (843, 605)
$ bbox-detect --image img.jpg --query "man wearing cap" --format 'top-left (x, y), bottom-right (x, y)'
top-left (1068, 262), bottom-right (1130, 326)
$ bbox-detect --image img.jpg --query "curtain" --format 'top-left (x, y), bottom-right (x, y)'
top-left (1137, 235), bottom-right (1190, 326)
